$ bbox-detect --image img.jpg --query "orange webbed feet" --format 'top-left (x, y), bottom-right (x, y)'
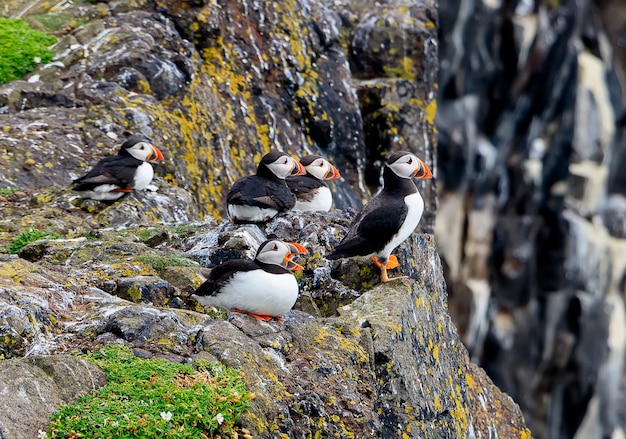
top-left (372, 255), bottom-right (407, 283)
top-left (231, 309), bottom-right (284, 322)
top-left (371, 254), bottom-right (400, 269)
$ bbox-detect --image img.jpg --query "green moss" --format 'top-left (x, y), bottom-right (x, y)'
top-left (47, 344), bottom-right (254, 439)
top-left (0, 18), bottom-right (56, 84)
top-left (0, 187), bottom-right (20, 196)
top-left (7, 228), bottom-right (60, 254)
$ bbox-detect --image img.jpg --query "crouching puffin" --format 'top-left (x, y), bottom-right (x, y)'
top-left (326, 151), bottom-right (432, 283)
top-left (286, 154), bottom-right (341, 212)
top-left (191, 239), bottom-right (309, 321)
top-left (72, 134), bottom-right (165, 201)
top-left (226, 150), bottom-right (306, 223)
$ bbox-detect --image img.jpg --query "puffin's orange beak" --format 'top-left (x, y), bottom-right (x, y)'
top-left (287, 242), bottom-right (309, 255)
top-left (284, 252), bottom-right (304, 271)
top-left (284, 242), bottom-right (307, 270)
top-left (413, 160), bottom-right (432, 179)
top-left (291, 160), bottom-right (307, 176)
top-left (147, 145), bottom-right (165, 163)
top-left (325, 164), bottom-right (341, 180)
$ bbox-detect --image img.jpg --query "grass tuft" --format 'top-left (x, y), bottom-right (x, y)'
top-left (47, 344), bottom-right (254, 439)
top-left (8, 228), bottom-right (60, 254)
top-left (0, 17), bottom-right (56, 84)
top-left (0, 187), bottom-right (20, 196)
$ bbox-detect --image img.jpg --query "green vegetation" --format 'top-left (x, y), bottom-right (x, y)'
top-left (47, 344), bottom-right (253, 439)
top-left (7, 228), bottom-right (60, 254)
top-left (0, 187), bottom-right (20, 196)
top-left (0, 17), bottom-right (56, 84)
top-left (136, 255), bottom-right (198, 273)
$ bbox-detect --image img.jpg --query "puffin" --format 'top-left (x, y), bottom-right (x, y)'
top-left (226, 150), bottom-right (306, 223)
top-left (72, 135), bottom-right (165, 201)
top-left (326, 151), bottom-right (432, 283)
top-left (286, 154), bottom-right (341, 212)
top-left (191, 239), bottom-right (309, 321)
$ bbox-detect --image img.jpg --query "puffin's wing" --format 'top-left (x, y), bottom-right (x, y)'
top-left (327, 195), bottom-right (407, 258)
top-left (193, 260), bottom-right (259, 297)
top-left (72, 156), bottom-right (140, 190)
top-left (286, 175), bottom-right (324, 196)
top-left (265, 181), bottom-right (296, 210)
top-left (227, 177), bottom-right (293, 210)
top-left (227, 176), bottom-right (267, 206)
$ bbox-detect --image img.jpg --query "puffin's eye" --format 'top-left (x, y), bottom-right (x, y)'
top-left (272, 244), bottom-right (278, 251)
top-left (407, 157), bottom-right (413, 164)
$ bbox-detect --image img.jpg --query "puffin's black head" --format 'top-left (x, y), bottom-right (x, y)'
top-left (386, 151), bottom-right (432, 179)
top-left (298, 154), bottom-right (341, 180)
top-left (118, 134), bottom-right (165, 163)
top-left (257, 150), bottom-right (306, 179)
top-left (255, 239), bottom-right (308, 270)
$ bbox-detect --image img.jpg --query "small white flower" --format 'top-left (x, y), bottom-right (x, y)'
top-left (37, 430), bottom-right (48, 439)
top-left (214, 413), bottom-right (225, 425)
top-left (33, 57), bottom-right (42, 63)
top-left (160, 411), bottom-right (173, 422)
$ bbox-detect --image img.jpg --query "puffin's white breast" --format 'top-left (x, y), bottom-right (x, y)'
top-left (294, 187), bottom-right (333, 212)
top-left (133, 162), bottom-right (155, 191)
top-left (379, 191), bottom-right (424, 259)
top-left (78, 185), bottom-right (125, 200)
top-left (227, 204), bottom-right (279, 222)
top-left (197, 269), bottom-right (299, 317)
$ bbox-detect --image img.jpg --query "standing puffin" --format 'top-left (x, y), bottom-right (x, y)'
top-left (191, 239), bottom-right (309, 321)
top-left (286, 154), bottom-right (341, 212)
top-left (72, 135), bottom-right (165, 201)
top-left (226, 150), bottom-right (306, 223)
top-left (326, 151), bottom-right (432, 283)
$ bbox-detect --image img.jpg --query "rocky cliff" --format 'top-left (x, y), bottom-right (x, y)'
top-left (0, 0), bottom-right (531, 438)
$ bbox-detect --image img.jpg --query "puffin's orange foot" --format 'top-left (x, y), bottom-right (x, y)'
top-left (371, 254), bottom-right (400, 269)
top-left (380, 273), bottom-right (409, 283)
top-left (113, 188), bottom-right (133, 193)
top-left (379, 264), bottom-right (408, 283)
top-left (231, 309), bottom-right (273, 321)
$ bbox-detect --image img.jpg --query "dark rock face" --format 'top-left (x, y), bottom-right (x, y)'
top-left (437, 0), bottom-right (626, 437)
top-left (0, 0), bottom-right (530, 437)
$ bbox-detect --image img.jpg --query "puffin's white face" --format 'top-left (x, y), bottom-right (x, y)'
top-left (126, 141), bottom-right (165, 163)
top-left (255, 240), bottom-right (292, 267)
top-left (305, 157), bottom-right (340, 180)
top-left (266, 155), bottom-right (302, 179)
top-left (387, 153), bottom-right (432, 179)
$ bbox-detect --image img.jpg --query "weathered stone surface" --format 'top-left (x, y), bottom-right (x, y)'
top-left (0, 211), bottom-right (530, 438)
top-left (0, 355), bottom-right (107, 439)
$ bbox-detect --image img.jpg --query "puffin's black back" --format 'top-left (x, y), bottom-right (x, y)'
top-left (286, 175), bottom-right (327, 196)
top-left (194, 242), bottom-right (291, 297)
top-left (72, 155), bottom-right (144, 190)
top-left (326, 164), bottom-right (416, 258)
top-left (226, 151), bottom-right (296, 211)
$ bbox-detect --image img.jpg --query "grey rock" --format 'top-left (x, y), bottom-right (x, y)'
top-left (0, 355), bottom-right (107, 439)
